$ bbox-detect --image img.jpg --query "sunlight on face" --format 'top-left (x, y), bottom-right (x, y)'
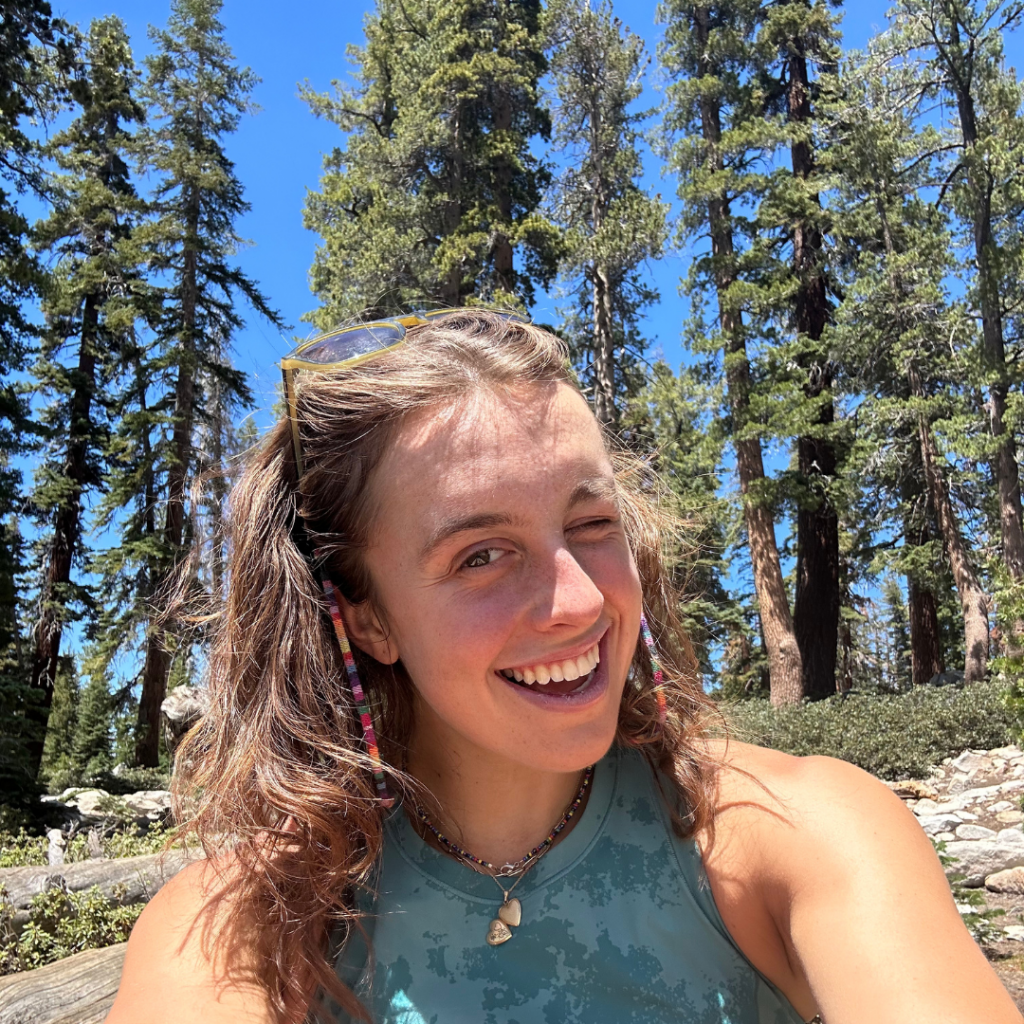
top-left (360, 381), bottom-right (643, 774)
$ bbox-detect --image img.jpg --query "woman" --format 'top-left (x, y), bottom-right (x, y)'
top-left (107, 310), bottom-right (1019, 1024)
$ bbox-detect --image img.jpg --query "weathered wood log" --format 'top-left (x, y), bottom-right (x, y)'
top-left (0, 942), bottom-right (126, 1024)
top-left (0, 850), bottom-right (197, 935)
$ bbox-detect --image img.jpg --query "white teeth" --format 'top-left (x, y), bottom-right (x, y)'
top-left (561, 659), bottom-right (582, 681)
top-left (500, 642), bottom-right (600, 688)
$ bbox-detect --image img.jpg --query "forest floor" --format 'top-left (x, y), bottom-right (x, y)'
top-left (982, 892), bottom-right (1024, 1010)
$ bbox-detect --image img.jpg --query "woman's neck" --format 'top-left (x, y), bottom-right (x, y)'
top-left (406, 709), bottom-right (588, 869)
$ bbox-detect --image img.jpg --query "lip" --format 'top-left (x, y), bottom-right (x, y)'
top-left (494, 630), bottom-right (611, 712)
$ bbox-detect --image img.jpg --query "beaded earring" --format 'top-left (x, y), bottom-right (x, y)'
top-left (316, 560), bottom-right (393, 808)
top-left (640, 614), bottom-right (668, 724)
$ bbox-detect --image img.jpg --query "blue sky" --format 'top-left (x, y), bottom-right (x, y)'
top-left (56, 0), bottom-right (919, 429)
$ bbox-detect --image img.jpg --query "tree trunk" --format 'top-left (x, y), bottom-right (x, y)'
top-left (0, 942), bottom-right (126, 1024)
top-left (911, 368), bottom-right (989, 683)
top-left (947, 20), bottom-right (1024, 616)
top-left (591, 263), bottom-right (616, 428)
top-left (440, 102), bottom-right (465, 306)
top-left (135, 187), bottom-right (199, 767)
top-left (908, 575), bottom-right (944, 686)
top-left (786, 40), bottom-right (840, 700)
top-left (491, 13), bottom-right (514, 300)
top-left (693, 5), bottom-right (804, 705)
top-left (28, 293), bottom-right (100, 777)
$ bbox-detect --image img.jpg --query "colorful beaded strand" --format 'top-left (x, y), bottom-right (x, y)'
top-left (320, 575), bottom-right (394, 808)
top-left (415, 764), bottom-right (594, 875)
top-left (640, 614), bottom-right (668, 724)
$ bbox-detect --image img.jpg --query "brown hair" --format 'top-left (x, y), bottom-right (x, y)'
top-left (172, 311), bottom-right (720, 1021)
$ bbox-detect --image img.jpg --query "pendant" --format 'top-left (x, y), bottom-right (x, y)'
top-left (498, 898), bottom-right (521, 927)
top-left (486, 919), bottom-right (513, 946)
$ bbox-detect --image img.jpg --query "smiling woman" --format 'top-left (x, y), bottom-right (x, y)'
top-left (105, 311), bottom-right (1021, 1024)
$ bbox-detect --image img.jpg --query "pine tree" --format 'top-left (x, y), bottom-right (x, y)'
top-left (26, 15), bottom-right (146, 780)
top-left (829, 44), bottom-right (991, 683)
top-left (72, 668), bottom-right (112, 782)
top-left (660, 0), bottom-right (805, 705)
top-left (115, 0), bottom-right (282, 766)
top-left (301, 0), bottom-right (560, 321)
top-left (755, 0), bottom-right (845, 700)
top-left (0, 1), bottom-right (75, 814)
top-left (545, 0), bottom-right (667, 428)
top-left (40, 654), bottom-right (78, 785)
top-left (880, 0), bottom-right (1024, 648)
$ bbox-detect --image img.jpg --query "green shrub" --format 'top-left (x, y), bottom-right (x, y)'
top-left (724, 680), bottom-right (1022, 780)
top-left (0, 883), bottom-right (143, 974)
top-left (0, 822), bottom-right (178, 867)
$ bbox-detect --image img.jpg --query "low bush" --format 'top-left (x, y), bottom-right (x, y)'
top-left (0, 883), bottom-right (143, 974)
top-left (724, 680), bottom-right (1022, 780)
top-left (0, 821), bottom-right (177, 867)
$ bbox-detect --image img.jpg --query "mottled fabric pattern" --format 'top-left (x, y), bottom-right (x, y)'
top-left (319, 747), bottom-right (806, 1024)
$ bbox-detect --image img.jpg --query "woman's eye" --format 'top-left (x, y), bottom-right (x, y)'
top-left (462, 547), bottom-right (505, 570)
top-left (571, 517), bottom-right (617, 534)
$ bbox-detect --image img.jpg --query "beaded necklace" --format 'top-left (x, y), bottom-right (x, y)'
top-left (413, 764), bottom-right (594, 946)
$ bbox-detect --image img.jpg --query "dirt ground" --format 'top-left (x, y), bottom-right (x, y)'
top-left (978, 892), bottom-right (1024, 1010)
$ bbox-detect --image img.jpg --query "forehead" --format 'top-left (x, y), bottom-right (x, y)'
top-left (370, 383), bottom-right (613, 541)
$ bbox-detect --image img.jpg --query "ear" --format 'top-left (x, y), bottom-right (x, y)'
top-left (336, 592), bottom-right (400, 665)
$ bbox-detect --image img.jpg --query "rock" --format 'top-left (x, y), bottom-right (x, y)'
top-left (121, 790), bottom-right (172, 822)
top-left (990, 746), bottom-right (1023, 761)
top-left (913, 799), bottom-right (942, 817)
top-left (986, 867), bottom-right (1024, 894)
top-left (66, 789), bottom-right (110, 818)
top-left (955, 811), bottom-right (978, 821)
top-left (943, 830), bottom-right (1024, 886)
top-left (936, 831), bottom-right (956, 842)
top-left (946, 773), bottom-right (975, 794)
top-left (955, 824), bottom-right (997, 840)
top-left (927, 669), bottom-right (965, 687)
top-left (45, 829), bottom-right (65, 867)
top-left (1004, 925), bottom-right (1024, 941)
top-left (916, 814), bottom-right (963, 835)
top-left (161, 684), bottom-right (207, 757)
top-left (952, 751), bottom-right (990, 773)
top-left (990, 801), bottom-right (1016, 813)
top-left (997, 810), bottom-right (1024, 825)
top-left (886, 779), bottom-right (938, 800)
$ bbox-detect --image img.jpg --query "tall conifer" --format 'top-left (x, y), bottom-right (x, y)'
top-left (124, 0), bottom-right (281, 765)
top-left (27, 16), bottom-right (146, 780)
top-left (545, 0), bottom-right (667, 428)
top-left (660, 0), bottom-right (805, 705)
top-left (302, 0), bottom-right (559, 321)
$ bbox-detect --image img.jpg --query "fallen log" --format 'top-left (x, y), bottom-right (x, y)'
top-left (0, 942), bottom-right (126, 1024)
top-left (0, 849), bottom-right (197, 935)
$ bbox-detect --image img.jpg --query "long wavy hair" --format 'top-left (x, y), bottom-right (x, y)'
top-left (172, 311), bottom-right (721, 1022)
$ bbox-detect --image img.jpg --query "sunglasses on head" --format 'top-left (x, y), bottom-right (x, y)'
top-left (280, 307), bottom-right (530, 478)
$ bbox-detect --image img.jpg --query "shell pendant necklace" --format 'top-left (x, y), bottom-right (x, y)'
top-left (413, 765), bottom-right (594, 946)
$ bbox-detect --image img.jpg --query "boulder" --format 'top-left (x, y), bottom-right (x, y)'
top-left (916, 814), bottom-right (963, 836)
top-left (161, 685), bottom-right (207, 757)
top-left (943, 829), bottom-right (1024, 886)
top-left (951, 751), bottom-right (990, 774)
top-left (121, 790), bottom-right (172, 822)
top-left (997, 810), bottom-right (1024, 825)
top-left (955, 824), bottom-right (997, 840)
top-left (986, 867), bottom-right (1024, 894)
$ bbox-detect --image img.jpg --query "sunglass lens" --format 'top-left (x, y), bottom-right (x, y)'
top-left (296, 323), bottom-right (404, 364)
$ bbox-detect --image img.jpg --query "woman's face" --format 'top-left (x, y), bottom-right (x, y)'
top-left (352, 381), bottom-right (642, 774)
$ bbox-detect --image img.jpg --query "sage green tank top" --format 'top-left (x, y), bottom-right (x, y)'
top-left (320, 746), bottom-right (808, 1024)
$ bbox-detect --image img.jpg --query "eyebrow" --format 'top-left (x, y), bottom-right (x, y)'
top-left (418, 476), bottom-right (619, 565)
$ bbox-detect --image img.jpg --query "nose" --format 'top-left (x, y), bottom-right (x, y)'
top-left (529, 544), bottom-right (604, 632)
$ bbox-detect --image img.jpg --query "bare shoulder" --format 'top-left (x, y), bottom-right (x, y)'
top-left (106, 854), bottom-right (278, 1024)
top-left (702, 739), bottom-right (1022, 1024)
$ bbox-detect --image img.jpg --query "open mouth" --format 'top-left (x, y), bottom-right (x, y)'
top-left (497, 640), bottom-right (600, 697)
